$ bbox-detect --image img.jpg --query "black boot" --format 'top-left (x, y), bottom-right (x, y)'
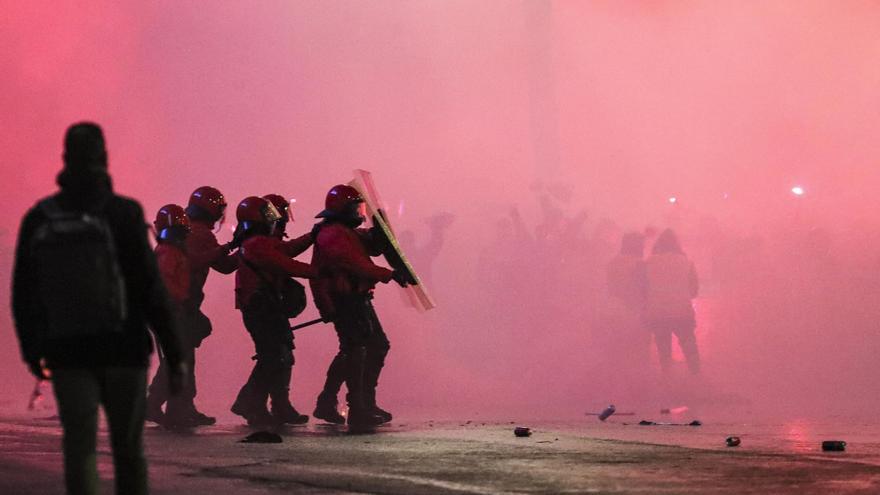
top-left (144, 400), bottom-right (165, 425)
top-left (188, 408), bottom-right (217, 426)
top-left (232, 389), bottom-right (273, 426)
top-left (270, 366), bottom-right (308, 425)
top-left (364, 346), bottom-right (392, 424)
top-left (345, 347), bottom-right (384, 427)
top-left (313, 352), bottom-right (347, 424)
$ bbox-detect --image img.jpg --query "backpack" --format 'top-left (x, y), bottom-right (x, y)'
top-left (239, 252), bottom-right (307, 318)
top-left (30, 197), bottom-right (127, 339)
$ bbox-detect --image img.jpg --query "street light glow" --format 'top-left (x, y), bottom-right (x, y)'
top-left (791, 186), bottom-right (804, 196)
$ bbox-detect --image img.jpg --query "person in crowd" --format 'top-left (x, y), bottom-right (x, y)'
top-left (230, 196), bottom-right (317, 426)
top-left (605, 232), bottom-right (650, 368)
top-left (310, 185), bottom-right (411, 427)
top-left (12, 122), bottom-right (184, 495)
top-left (643, 228), bottom-right (700, 374)
top-left (145, 205), bottom-right (201, 428)
top-left (146, 186), bottom-right (238, 426)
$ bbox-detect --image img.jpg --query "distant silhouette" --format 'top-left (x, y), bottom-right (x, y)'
top-left (11, 122), bottom-right (184, 495)
top-left (643, 229), bottom-right (700, 374)
top-left (600, 232), bottom-right (650, 392)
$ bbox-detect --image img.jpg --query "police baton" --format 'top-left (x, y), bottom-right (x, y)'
top-left (289, 317), bottom-right (325, 332)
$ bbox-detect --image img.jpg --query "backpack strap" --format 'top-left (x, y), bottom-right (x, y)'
top-left (237, 251), bottom-right (286, 309)
top-left (37, 197), bottom-right (65, 220)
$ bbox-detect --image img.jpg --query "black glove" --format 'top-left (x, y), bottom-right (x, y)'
top-left (368, 222), bottom-right (394, 254)
top-left (391, 269), bottom-right (414, 288)
top-left (229, 226), bottom-right (246, 250)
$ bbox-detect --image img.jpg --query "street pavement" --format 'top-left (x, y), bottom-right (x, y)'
top-left (2, 415), bottom-right (880, 494)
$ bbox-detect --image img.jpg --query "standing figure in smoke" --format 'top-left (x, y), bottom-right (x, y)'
top-left (146, 186), bottom-right (236, 426)
top-left (643, 229), bottom-right (700, 374)
top-left (146, 205), bottom-right (201, 428)
top-left (231, 196), bottom-right (317, 426)
top-left (605, 232), bottom-right (650, 373)
top-left (11, 122), bottom-right (184, 495)
top-left (311, 185), bottom-right (410, 426)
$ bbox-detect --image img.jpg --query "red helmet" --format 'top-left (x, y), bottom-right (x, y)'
top-left (316, 184), bottom-right (363, 219)
top-left (262, 194), bottom-right (290, 222)
top-left (186, 186), bottom-right (227, 222)
top-left (154, 204), bottom-right (190, 241)
top-left (236, 196), bottom-right (282, 227)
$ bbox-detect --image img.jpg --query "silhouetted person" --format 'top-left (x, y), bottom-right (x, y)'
top-left (398, 212), bottom-right (454, 290)
top-left (607, 232), bottom-right (647, 312)
top-left (598, 232), bottom-right (650, 393)
top-left (230, 196), bottom-right (316, 426)
top-left (311, 185), bottom-right (410, 427)
top-left (148, 186), bottom-right (237, 426)
top-left (12, 122), bottom-right (184, 495)
top-left (643, 229), bottom-right (700, 374)
top-left (146, 205), bottom-right (198, 428)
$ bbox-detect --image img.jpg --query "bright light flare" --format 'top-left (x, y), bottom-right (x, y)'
top-left (668, 197), bottom-right (678, 204)
top-left (791, 186), bottom-right (805, 196)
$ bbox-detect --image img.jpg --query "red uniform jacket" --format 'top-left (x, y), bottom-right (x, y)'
top-left (280, 232), bottom-right (314, 258)
top-left (155, 242), bottom-right (191, 306)
top-left (310, 223), bottom-right (393, 319)
top-left (235, 234), bottom-right (317, 310)
top-left (186, 220), bottom-right (237, 305)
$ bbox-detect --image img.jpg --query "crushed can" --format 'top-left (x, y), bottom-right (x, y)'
top-left (598, 405), bottom-right (616, 421)
top-left (725, 436), bottom-right (741, 447)
top-left (822, 440), bottom-right (846, 452)
top-left (514, 427), bottom-right (532, 437)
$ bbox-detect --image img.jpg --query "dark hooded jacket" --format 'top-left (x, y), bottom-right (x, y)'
top-left (11, 168), bottom-right (183, 368)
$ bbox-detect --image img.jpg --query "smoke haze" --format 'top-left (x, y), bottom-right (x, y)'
top-left (3, 1), bottom-right (880, 420)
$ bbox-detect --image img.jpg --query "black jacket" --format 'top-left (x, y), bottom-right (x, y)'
top-left (11, 169), bottom-right (182, 368)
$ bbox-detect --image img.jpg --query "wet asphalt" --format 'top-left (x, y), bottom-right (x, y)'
top-left (2, 415), bottom-right (880, 494)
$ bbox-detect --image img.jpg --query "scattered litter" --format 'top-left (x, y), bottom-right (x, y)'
top-left (822, 441), bottom-right (846, 452)
top-left (598, 405), bottom-right (616, 421)
top-left (660, 408), bottom-right (671, 415)
top-left (726, 436), bottom-right (741, 447)
top-left (514, 427), bottom-right (532, 437)
top-left (536, 440), bottom-right (552, 444)
top-left (635, 420), bottom-right (702, 427)
top-left (240, 431), bottom-right (282, 443)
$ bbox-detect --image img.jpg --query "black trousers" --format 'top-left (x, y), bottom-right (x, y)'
top-left (318, 295), bottom-right (390, 409)
top-left (234, 295), bottom-right (296, 414)
top-left (52, 367), bottom-right (148, 495)
top-left (146, 307), bottom-right (207, 416)
top-left (646, 317), bottom-right (700, 374)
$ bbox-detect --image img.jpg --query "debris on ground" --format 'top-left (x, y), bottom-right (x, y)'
top-left (514, 427), bottom-right (532, 437)
top-left (240, 431), bottom-right (283, 443)
top-left (822, 441), bottom-right (846, 452)
top-left (726, 436), bottom-right (741, 447)
top-left (634, 420), bottom-right (702, 427)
